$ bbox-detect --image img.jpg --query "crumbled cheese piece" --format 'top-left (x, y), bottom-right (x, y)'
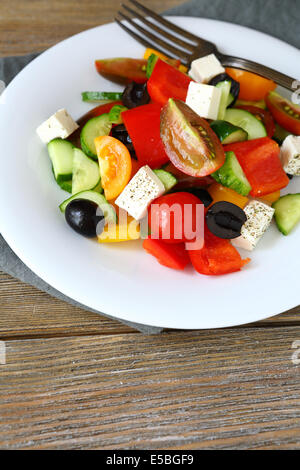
top-left (188, 54), bottom-right (225, 84)
top-left (232, 200), bottom-right (275, 251)
top-left (36, 109), bottom-right (79, 143)
top-left (280, 135), bottom-right (300, 176)
top-left (186, 82), bottom-right (221, 120)
top-left (115, 165), bottom-right (165, 220)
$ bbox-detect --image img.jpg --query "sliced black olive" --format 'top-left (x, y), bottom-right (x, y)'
top-left (122, 81), bottom-right (150, 109)
top-left (206, 201), bottom-right (247, 239)
top-left (287, 173), bottom-right (294, 180)
top-left (209, 73), bottom-right (240, 107)
top-left (111, 124), bottom-right (136, 158)
top-left (65, 199), bottom-right (105, 238)
top-left (184, 188), bottom-right (213, 208)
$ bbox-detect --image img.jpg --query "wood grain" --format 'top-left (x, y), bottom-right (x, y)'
top-left (0, 0), bottom-right (184, 56)
top-left (1, 329), bottom-right (300, 450)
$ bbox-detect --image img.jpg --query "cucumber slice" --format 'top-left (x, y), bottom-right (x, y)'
top-left (47, 139), bottom-right (74, 184)
top-left (108, 105), bottom-right (128, 124)
top-left (80, 114), bottom-right (112, 160)
top-left (273, 194), bottom-right (300, 235)
top-left (211, 120), bottom-right (248, 144)
top-left (81, 92), bottom-right (123, 103)
top-left (153, 169), bottom-right (178, 192)
top-left (146, 54), bottom-right (159, 78)
top-left (72, 148), bottom-right (101, 195)
top-left (227, 92), bottom-right (235, 107)
top-left (212, 151), bottom-right (252, 196)
top-left (60, 180), bottom-right (72, 193)
top-left (216, 81), bottom-right (231, 120)
top-left (225, 108), bottom-right (267, 140)
top-left (59, 190), bottom-right (116, 223)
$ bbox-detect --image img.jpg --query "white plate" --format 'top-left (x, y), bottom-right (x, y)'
top-left (0, 18), bottom-right (299, 329)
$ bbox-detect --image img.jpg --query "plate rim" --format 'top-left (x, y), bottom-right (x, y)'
top-left (0, 17), bottom-right (299, 330)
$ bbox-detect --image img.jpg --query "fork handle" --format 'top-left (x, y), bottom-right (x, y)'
top-left (219, 54), bottom-right (297, 91)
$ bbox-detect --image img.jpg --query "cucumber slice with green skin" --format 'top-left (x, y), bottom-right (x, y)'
top-left (60, 180), bottom-right (72, 193)
top-left (80, 114), bottom-right (112, 160)
top-left (72, 148), bottom-right (101, 195)
top-left (153, 169), bottom-right (178, 192)
top-left (211, 120), bottom-right (248, 144)
top-left (48, 139), bottom-right (74, 184)
top-left (146, 54), bottom-right (159, 78)
top-left (227, 92), bottom-right (235, 107)
top-left (81, 91), bottom-right (123, 103)
top-left (108, 105), bottom-right (128, 124)
top-left (59, 190), bottom-right (117, 223)
top-left (272, 194), bottom-right (300, 235)
top-left (212, 151), bottom-right (252, 196)
top-left (216, 81), bottom-right (231, 120)
top-left (225, 108), bottom-right (267, 140)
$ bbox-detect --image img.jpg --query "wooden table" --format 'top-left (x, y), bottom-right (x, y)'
top-left (0, 0), bottom-right (300, 450)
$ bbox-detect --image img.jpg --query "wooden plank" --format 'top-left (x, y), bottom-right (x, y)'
top-left (0, 0), bottom-right (184, 56)
top-left (0, 272), bottom-right (299, 339)
top-left (0, 329), bottom-right (300, 449)
top-left (0, 273), bottom-right (136, 338)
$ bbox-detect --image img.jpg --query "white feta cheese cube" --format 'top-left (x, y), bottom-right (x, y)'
top-left (186, 82), bottom-right (221, 120)
top-left (36, 109), bottom-right (79, 144)
top-left (115, 165), bottom-right (165, 220)
top-left (232, 200), bottom-right (275, 251)
top-left (188, 54), bottom-right (225, 84)
top-left (280, 135), bottom-right (300, 176)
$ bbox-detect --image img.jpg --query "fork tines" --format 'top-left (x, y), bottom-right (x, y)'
top-left (116, 0), bottom-right (203, 66)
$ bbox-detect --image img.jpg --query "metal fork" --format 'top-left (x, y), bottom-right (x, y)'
top-left (116, 0), bottom-right (296, 91)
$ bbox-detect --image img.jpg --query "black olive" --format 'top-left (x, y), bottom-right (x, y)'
top-left (209, 73), bottom-right (240, 107)
top-left (65, 199), bottom-right (105, 238)
top-left (184, 188), bottom-right (213, 208)
top-left (206, 201), bottom-right (247, 239)
top-left (287, 173), bottom-right (294, 180)
top-left (122, 81), bottom-right (150, 109)
top-left (111, 124), bottom-right (136, 158)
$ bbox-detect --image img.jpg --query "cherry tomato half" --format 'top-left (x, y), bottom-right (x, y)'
top-left (266, 91), bottom-right (300, 135)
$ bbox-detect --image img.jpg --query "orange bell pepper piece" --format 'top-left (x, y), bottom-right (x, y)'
top-left (208, 182), bottom-right (249, 209)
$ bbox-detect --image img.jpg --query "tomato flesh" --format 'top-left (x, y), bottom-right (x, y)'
top-left (122, 103), bottom-right (169, 168)
top-left (161, 99), bottom-right (225, 177)
top-left (95, 136), bottom-right (132, 200)
top-left (266, 91), bottom-right (300, 135)
top-left (95, 58), bottom-right (147, 85)
top-left (224, 137), bottom-right (289, 197)
top-left (143, 239), bottom-right (190, 270)
top-left (188, 228), bottom-right (250, 276)
top-left (148, 192), bottom-right (204, 244)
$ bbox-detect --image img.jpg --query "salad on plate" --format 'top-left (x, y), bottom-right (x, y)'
top-left (36, 49), bottom-right (300, 276)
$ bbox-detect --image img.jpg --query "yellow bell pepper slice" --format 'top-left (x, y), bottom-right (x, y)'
top-left (98, 211), bottom-right (140, 243)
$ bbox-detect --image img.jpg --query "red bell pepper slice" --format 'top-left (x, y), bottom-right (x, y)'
top-left (224, 137), bottom-right (289, 197)
top-left (95, 58), bottom-right (148, 85)
top-left (147, 58), bottom-right (192, 106)
top-left (188, 228), bottom-right (250, 276)
top-left (122, 103), bottom-right (169, 168)
top-left (143, 239), bottom-right (190, 271)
